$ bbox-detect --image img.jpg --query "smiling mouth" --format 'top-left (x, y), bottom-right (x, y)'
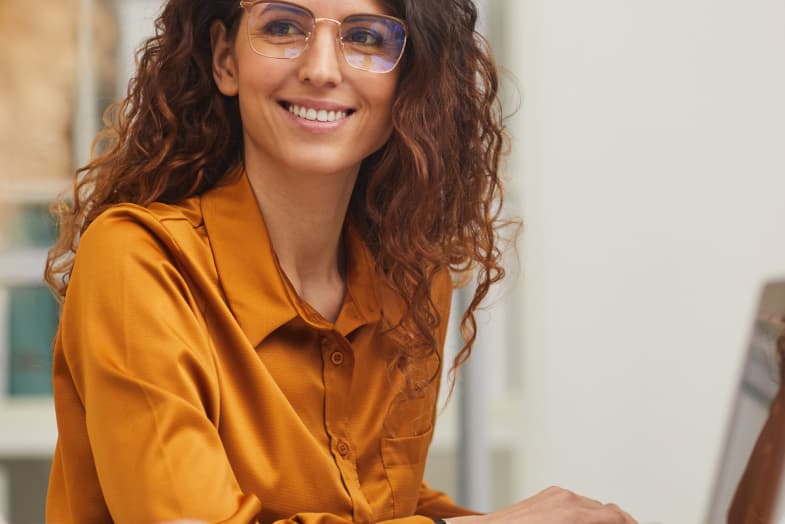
top-left (280, 102), bottom-right (355, 123)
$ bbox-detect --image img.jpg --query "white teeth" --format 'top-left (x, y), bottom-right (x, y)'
top-left (287, 103), bottom-right (349, 122)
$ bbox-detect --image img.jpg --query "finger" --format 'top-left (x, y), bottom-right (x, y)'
top-left (537, 485), bottom-right (569, 499)
top-left (604, 503), bottom-right (638, 524)
top-left (540, 486), bottom-right (612, 511)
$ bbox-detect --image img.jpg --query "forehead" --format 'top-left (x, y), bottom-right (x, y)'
top-left (292, 0), bottom-right (391, 17)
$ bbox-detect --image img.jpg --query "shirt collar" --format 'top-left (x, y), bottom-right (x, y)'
top-left (201, 166), bottom-right (382, 347)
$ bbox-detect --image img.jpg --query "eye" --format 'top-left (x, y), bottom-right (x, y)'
top-left (345, 28), bottom-right (383, 47)
top-left (262, 20), bottom-right (305, 37)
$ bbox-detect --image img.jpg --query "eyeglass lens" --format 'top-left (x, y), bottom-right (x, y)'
top-left (245, 2), bottom-right (406, 73)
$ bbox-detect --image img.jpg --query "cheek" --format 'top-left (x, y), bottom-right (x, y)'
top-left (374, 85), bottom-right (398, 147)
top-left (370, 76), bottom-right (399, 122)
top-left (236, 70), bottom-right (282, 119)
top-left (235, 47), bottom-right (289, 99)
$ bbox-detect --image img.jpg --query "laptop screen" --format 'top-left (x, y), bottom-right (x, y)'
top-left (706, 281), bottom-right (785, 523)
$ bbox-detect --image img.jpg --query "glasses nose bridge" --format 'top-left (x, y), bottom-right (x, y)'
top-left (303, 16), bottom-right (344, 57)
top-left (313, 16), bottom-right (341, 27)
top-left (309, 16), bottom-right (342, 41)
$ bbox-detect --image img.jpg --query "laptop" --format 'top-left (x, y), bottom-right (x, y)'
top-left (705, 280), bottom-right (785, 523)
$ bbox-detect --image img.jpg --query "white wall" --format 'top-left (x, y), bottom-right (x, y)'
top-left (114, 0), bottom-right (164, 94)
top-left (499, 1), bottom-right (785, 522)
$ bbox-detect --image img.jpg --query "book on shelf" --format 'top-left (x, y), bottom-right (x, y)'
top-left (7, 285), bottom-right (58, 396)
top-left (0, 203), bottom-right (60, 398)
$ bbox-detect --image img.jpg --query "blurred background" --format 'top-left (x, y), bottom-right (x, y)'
top-left (1, 0), bottom-right (785, 523)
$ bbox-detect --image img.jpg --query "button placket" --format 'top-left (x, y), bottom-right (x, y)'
top-left (318, 333), bottom-right (371, 522)
top-left (321, 334), bottom-right (354, 462)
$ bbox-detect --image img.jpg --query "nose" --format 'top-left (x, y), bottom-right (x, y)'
top-left (297, 21), bottom-right (343, 87)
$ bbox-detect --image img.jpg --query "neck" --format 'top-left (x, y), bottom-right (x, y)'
top-left (244, 155), bottom-right (359, 318)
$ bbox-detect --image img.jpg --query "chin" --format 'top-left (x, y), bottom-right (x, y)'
top-left (280, 149), bottom-right (366, 178)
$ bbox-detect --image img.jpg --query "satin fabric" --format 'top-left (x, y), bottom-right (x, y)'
top-left (46, 166), bottom-right (475, 524)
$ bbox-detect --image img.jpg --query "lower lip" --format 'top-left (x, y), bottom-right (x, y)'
top-left (280, 105), bottom-right (352, 134)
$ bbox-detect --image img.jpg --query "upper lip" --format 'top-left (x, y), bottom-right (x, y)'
top-left (280, 98), bottom-right (355, 113)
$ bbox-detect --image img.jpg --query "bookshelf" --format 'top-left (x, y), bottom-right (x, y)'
top-left (0, 246), bottom-right (58, 454)
top-left (0, 206), bottom-right (61, 523)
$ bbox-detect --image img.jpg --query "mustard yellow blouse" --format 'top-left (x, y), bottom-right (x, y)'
top-left (46, 168), bottom-right (475, 523)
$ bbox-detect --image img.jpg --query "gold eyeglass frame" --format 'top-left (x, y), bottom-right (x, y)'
top-left (238, 0), bottom-right (408, 74)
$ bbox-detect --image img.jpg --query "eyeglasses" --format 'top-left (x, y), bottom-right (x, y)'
top-left (238, 1), bottom-right (407, 74)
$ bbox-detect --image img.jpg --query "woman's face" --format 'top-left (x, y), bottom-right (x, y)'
top-left (212, 0), bottom-right (400, 178)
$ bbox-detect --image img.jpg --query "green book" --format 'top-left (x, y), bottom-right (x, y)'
top-left (5, 203), bottom-right (57, 249)
top-left (8, 285), bottom-right (58, 396)
top-left (3, 204), bottom-right (60, 396)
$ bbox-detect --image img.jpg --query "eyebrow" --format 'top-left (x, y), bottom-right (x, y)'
top-left (273, 1), bottom-right (390, 18)
top-left (260, 3), bottom-right (309, 16)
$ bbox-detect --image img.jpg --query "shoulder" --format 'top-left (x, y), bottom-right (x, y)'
top-left (79, 197), bottom-right (202, 257)
top-left (378, 267), bottom-right (455, 322)
top-left (84, 196), bottom-right (201, 241)
top-left (72, 197), bottom-right (210, 292)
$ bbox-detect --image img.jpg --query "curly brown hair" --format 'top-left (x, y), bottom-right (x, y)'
top-left (46, 0), bottom-right (514, 395)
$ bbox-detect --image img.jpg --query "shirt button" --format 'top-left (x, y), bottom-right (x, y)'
top-left (330, 351), bottom-right (345, 366)
top-left (336, 440), bottom-right (350, 457)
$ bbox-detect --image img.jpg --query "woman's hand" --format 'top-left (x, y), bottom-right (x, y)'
top-left (445, 486), bottom-right (637, 524)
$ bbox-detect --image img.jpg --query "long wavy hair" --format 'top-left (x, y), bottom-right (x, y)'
top-left (46, 0), bottom-right (514, 396)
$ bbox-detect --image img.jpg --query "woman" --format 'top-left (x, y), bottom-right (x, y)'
top-left (45, 0), bottom-right (636, 522)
